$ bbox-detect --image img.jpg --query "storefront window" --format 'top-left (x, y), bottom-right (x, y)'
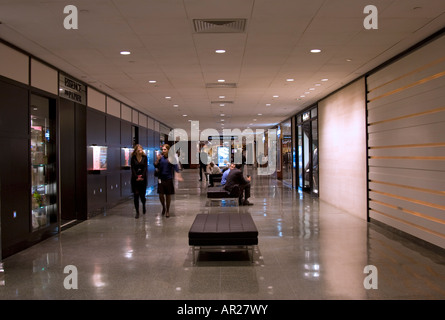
top-left (312, 119), bottom-right (318, 194)
top-left (298, 125), bottom-right (303, 189)
top-left (281, 119), bottom-right (292, 187)
top-left (30, 94), bottom-right (57, 231)
top-left (295, 105), bottom-right (318, 196)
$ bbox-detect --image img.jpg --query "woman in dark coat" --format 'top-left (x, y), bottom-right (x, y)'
top-left (131, 144), bottom-right (148, 219)
top-left (154, 144), bottom-right (183, 218)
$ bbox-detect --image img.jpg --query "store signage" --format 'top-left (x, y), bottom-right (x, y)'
top-left (59, 74), bottom-right (86, 104)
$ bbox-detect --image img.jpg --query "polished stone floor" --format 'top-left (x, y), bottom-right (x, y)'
top-left (1, 168), bottom-right (444, 300)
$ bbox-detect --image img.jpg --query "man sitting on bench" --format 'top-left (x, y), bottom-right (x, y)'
top-left (223, 164), bottom-right (253, 206)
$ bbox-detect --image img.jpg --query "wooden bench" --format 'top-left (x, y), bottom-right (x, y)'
top-left (188, 213), bottom-right (259, 263)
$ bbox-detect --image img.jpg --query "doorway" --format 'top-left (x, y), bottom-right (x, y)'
top-left (296, 107), bottom-right (318, 196)
top-left (30, 94), bottom-right (58, 230)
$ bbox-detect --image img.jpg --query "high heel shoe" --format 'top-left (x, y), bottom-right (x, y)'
top-left (135, 211), bottom-right (140, 219)
top-left (165, 212), bottom-right (170, 218)
top-left (143, 206), bottom-right (146, 214)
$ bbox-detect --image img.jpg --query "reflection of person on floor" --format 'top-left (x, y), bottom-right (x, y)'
top-left (131, 144), bottom-right (148, 219)
top-left (155, 144), bottom-right (183, 218)
top-left (223, 164), bottom-right (253, 206)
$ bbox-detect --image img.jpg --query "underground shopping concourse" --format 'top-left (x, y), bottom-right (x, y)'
top-left (0, 0), bottom-right (445, 306)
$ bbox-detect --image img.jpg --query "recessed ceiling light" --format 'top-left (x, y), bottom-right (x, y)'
top-left (310, 49), bottom-right (321, 53)
top-left (315, 83), bottom-right (321, 86)
top-left (219, 95), bottom-right (225, 99)
top-left (165, 96), bottom-right (171, 99)
top-left (220, 104), bottom-right (225, 107)
top-left (221, 119), bottom-right (225, 122)
top-left (173, 104), bottom-right (179, 107)
top-left (148, 80), bottom-right (157, 84)
top-left (346, 58), bottom-right (352, 62)
top-left (182, 114), bottom-right (187, 117)
top-left (286, 79), bottom-right (294, 82)
top-left (215, 49), bottom-right (226, 53)
top-left (309, 88), bottom-right (315, 91)
top-left (273, 95), bottom-right (279, 98)
top-left (321, 78), bottom-right (328, 82)
top-left (300, 95), bottom-right (306, 98)
top-left (258, 113), bottom-right (262, 116)
top-left (266, 104), bottom-right (271, 106)
top-left (120, 51), bottom-right (131, 55)
top-left (218, 79), bottom-right (225, 83)
top-left (220, 114), bottom-right (225, 116)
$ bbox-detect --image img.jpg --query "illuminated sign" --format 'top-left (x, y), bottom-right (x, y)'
top-left (59, 74), bottom-right (86, 104)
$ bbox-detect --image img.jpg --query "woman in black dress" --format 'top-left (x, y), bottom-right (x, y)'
top-left (131, 144), bottom-right (148, 219)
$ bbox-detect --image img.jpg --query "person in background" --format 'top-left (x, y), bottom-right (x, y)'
top-left (224, 164), bottom-right (253, 206)
top-left (154, 144), bottom-right (183, 218)
top-left (131, 144), bottom-right (148, 219)
top-left (221, 163), bottom-right (235, 186)
top-left (199, 151), bottom-right (208, 182)
top-left (207, 162), bottom-right (222, 187)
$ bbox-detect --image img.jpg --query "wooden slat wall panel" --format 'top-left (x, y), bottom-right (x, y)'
top-left (367, 34), bottom-right (445, 249)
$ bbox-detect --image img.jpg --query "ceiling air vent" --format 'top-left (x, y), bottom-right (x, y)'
top-left (206, 83), bottom-right (237, 88)
top-left (193, 19), bottom-right (246, 33)
top-left (211, 101), bottom-right (234, 104)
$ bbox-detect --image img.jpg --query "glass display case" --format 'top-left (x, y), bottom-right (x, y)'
top-left (91, 146), bottom-right (108, 171)
top-left (121, 147), bottom-right (132, 169)
top-left (30, 94), bottom-right (57, 231)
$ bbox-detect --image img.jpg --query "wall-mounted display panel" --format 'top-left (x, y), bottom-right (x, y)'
top-left (88, 146), bottom-right (108, 172)
top-left (121, 147), bottom-right (132, 169)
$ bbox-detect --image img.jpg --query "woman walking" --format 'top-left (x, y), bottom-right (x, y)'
top-left (154, 144), bottom-right (183, 217)
top-left (131, 144), bottom-right (148, 219)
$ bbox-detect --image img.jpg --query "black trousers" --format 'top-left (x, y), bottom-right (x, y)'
top-left (133, 182), bottom-right (147, 211)
top-left (199, 165), bottom-right (207, 180)
top-left (226, 183), bottom-right (251, 202)
top-left (239, 182), bottom-right (251, 201)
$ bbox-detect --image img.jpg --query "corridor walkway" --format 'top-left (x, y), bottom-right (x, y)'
top-left (1, 168), bottom-right (444, 300)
